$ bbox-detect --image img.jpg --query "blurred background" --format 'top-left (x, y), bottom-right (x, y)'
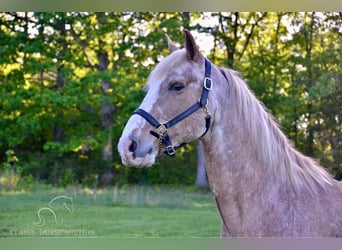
top-left (0, 12), bottom-right (341, 191)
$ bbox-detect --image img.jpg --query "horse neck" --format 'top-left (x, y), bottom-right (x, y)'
top-left (201, 103), bottom-right (273, 198)
top-left (202, 68), bottom-right (265, 185)
top-left (201, 67), bottom-right (331, 198)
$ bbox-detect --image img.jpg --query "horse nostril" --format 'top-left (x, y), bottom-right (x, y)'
top-left (129, 139), bottom-right (138, 153)
top-left (127, 136), bottom-right (152, 159)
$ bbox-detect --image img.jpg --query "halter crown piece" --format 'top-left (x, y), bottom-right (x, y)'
top-left (133, 59), bottom-right (212, 157)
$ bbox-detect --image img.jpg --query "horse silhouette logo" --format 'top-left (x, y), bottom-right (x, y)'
top-left (34, 195), bottom-right (74, 227)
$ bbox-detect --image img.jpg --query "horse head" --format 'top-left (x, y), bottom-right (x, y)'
top-left (118, 30), bottom-right (214, 167)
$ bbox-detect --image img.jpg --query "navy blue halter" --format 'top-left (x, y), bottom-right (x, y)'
top-left (133, 59), bottom-right (212, 157)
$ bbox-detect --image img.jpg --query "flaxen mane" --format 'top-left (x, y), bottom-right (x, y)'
top-left (220, 67), bottom-right (332, 194)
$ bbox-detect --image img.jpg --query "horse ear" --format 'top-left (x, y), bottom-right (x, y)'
top-left (184, 29), bottom-right (202, 62)
top-left (165, 34), bottom-right (179, 54)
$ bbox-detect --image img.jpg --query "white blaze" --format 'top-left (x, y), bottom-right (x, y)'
top-left (118, 50), bottom-right (184, 166)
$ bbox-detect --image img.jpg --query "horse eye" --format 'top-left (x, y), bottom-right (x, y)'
top-left (169, 82), bottom-right (184, 92)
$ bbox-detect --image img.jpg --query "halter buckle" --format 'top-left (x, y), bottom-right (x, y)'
top-left (203, 77), bottom-right (213, 90)
top-left (165, 145), bottom-right (176, 156)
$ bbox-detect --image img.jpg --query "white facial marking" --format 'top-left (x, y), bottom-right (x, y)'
top-left (140, 76), bottom-right (162, 113)
top-left (117, 64), bottom-right (163, 167)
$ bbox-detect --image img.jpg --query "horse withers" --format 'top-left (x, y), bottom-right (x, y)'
top-left (118, 30), bottom-right (342, 237)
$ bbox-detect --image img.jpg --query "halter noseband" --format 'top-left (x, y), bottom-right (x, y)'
top-left (132, 59), bottom-right (212, 157)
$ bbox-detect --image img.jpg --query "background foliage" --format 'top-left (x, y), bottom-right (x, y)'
top-left (0, 12), bottom-right (341, 189)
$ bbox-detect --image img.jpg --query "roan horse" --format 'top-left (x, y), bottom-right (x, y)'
top-left (118, 30), bottom-right (342, 237)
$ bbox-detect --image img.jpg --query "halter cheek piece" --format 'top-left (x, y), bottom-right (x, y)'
top-left (132, 59), bottom-right (212, 157)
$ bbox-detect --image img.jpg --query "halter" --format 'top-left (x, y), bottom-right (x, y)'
top-left (132, 59), bottom-right (212, 157)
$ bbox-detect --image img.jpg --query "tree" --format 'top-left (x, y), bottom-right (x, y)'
top-left (0, 12), bottom-right (340, 186)
top-left (195, 140), bottom-right (208, 187)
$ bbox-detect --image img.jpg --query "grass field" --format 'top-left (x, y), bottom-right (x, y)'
top-left (0, 185), bottom-right (221, 237)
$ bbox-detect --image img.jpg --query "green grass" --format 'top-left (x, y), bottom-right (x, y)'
top-left (0, 185), bottom-right (221, 237)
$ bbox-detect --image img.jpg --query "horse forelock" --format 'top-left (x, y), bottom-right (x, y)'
top-left (219, 68), bottom-right (332, 194)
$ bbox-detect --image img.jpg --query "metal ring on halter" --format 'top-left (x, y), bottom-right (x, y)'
top-left (203, 77), bottom-right (213, 90)
top-left (156, 124), bottom-right (168, 135)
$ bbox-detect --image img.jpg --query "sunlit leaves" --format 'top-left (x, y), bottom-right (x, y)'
top-left (0, 12), bottom-right (340, 184)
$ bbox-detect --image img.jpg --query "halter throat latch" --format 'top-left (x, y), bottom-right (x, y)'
top-left (132, 59), bottom-right (212, 157)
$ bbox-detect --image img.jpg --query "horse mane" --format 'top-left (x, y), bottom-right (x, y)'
top-left (220, 67), bottom-right (333, 194)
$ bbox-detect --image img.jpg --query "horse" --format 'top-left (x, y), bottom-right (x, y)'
top-left (118, 30), bottom-right (342, 237)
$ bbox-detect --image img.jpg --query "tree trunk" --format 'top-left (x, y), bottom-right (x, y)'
top-left (54, 14), bottom-right (67, 144)
top-left (99, 51), bottom-right (113, 162)
top-left (304, 12), bottom-right (315, 157)
top-left (195, 140), bottom-right (208, 187)
top-left (181, 12), bottom-right (190, 29)
top-left (179, 12), bottom-right (208, 187)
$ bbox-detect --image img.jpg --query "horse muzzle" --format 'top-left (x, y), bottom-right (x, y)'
top-left (117, 131), bottom-right (157, 168)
